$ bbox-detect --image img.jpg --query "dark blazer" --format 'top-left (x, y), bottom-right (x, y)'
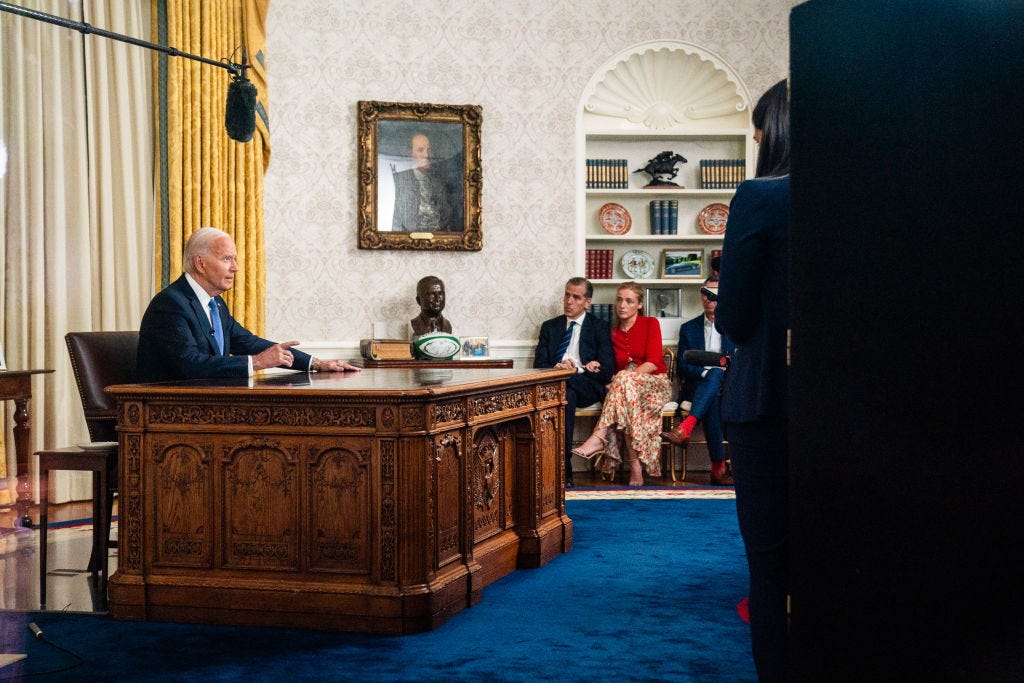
top-left (136, 274), bottom-right (312, 382)
top-left (716, 176), bottom-right (790, 423)
top-left (533, 313), bottom-right (615, 388)
top-left (676, 313), bottom-right (736, 402)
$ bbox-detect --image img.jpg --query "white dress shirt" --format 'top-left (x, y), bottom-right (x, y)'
top-left (564, 312), bottom-right (587, 372)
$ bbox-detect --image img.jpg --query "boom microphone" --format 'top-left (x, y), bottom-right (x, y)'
top-left (225, 70), bottom-right (257, 143)
top-left (682, 350), bottom-right (728, 368)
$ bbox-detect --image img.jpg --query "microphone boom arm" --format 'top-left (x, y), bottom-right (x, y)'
top-left (0, 1), bottom-right (245, 77)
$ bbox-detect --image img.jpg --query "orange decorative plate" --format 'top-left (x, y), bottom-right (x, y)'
top-left (598, 202), bottom-right (632, 235)
top-left (697, 203), bottom-right (729, 235)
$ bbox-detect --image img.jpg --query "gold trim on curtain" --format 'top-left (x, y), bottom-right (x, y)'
top-left (153, 0), bottom-right (268, 335)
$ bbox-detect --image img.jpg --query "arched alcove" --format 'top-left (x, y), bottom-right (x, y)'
top-left (575, 41), bottom-right (755, 341)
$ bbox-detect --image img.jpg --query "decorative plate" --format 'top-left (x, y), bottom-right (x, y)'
top-left (697, 203), bottom-right (730, 235)
top-left (78, 441), bottom-right (117, 451)
top-left (598, 202), bottom-right (632, 235)
top-left (620, 249), bottom-right (655, 279)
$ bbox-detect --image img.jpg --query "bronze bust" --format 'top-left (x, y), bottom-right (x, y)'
top-left (410, 275), bottom-right (452, 335)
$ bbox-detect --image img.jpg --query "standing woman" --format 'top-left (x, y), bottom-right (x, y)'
top-left (716, 79), bottom-right (791, 681)
top-left (571, 282), bottom-right (670, 486)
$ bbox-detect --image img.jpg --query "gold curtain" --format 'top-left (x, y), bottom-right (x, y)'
top-left (152, 0), bottom-right (269, 335)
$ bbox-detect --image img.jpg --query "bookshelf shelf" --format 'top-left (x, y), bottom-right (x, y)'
top-left (586, 234), bottom-right (724, 243)
top-left (578, 41), bottom-right (756, 337)
top-left (585, 189), bottom-right (736, 197)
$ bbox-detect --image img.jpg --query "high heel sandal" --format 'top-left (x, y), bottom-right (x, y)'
top-left (571, 431), bottom-right (607, 460)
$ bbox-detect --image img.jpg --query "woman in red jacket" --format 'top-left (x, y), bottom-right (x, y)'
top-left (572, 282), bottom-right (670, 486)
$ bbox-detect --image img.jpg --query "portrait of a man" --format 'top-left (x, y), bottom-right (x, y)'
top-left (377, 120), bottom-right (465, 233)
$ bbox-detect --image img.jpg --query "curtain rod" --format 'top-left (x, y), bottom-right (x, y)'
top-left (0, 1), bottom-right (243, 77)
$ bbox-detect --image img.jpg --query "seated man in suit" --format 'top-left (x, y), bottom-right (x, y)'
top-left (662, 276), bottom-right (736, 485)
top-left (137, 227), bottom-right (360, 382)
top-left (533, 277), bottom-right (615, 487)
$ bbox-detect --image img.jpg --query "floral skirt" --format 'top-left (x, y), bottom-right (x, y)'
top-left (596, 370), bottom-right (671, 476)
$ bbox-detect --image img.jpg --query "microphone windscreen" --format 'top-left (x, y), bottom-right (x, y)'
top-left (225, 76), bottom-right (257, 143)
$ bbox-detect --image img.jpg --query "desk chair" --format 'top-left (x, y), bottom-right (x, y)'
top-left (37, 331), bottom-right (137, 609)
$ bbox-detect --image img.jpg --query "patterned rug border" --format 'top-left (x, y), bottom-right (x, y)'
top-left (567, 488), bottom-right (735, 500)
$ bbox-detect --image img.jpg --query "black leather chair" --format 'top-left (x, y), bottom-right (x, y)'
top-left (37, 331), bottom-right (137, 608)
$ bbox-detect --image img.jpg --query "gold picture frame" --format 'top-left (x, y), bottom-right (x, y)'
top-left (357, 101), bottom-right (482, 251)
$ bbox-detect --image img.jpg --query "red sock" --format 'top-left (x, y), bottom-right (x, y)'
top-left (678, 415), bottom-right (697, 437)
top-left (711, 460), bottom-right (727, 478)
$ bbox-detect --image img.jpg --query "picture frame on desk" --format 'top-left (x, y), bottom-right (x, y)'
top-left (661, 248), bottom-right (704, 278)
top-left (460, 337), bottom-right (490, 359)
top-left (357, 100), bottom-right (482, 251)
top-left (645, 287), bottom-right (682, 319)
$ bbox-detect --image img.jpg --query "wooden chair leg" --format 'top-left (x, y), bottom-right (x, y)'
top-left (39, 465), bottom-right (49, 610)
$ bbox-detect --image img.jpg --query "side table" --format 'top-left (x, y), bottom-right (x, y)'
top-left (0, 368), bottom-right (55, 530)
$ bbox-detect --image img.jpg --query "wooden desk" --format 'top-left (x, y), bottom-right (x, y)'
top-left (362, 358), bottom-right (513, 369)
top-left (0, 369), bottom-right (54, 528)
top-left (106, 367), bottom-right (572, 634)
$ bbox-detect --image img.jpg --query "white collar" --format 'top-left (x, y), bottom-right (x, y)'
top-left (185, 272), bottom-right (215, 308)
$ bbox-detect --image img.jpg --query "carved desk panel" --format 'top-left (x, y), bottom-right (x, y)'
top-left (106, 367), bottom-right (572, 634)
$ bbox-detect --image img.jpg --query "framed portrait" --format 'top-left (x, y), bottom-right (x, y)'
top-left (661, 249), bottom-right (704, 278)
top-left (460, 336), bottom-right (490, 359)
top-left (645, 287), bottom-right (681, 319)
top-left (357, 101), bottom-right (482, 251)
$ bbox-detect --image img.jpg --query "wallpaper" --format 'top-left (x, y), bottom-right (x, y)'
top-left (264, 0), bottom-right (796, 358)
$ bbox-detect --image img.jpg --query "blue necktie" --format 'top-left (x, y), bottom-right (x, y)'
top-left (555, 320), bottom-right (576, 360)
top-left (208, 299), bottom-right (225, 355)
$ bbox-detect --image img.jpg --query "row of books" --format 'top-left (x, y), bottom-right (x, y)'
top-left (649, 200), bottom-right (679, 235)
top-left (585, 249), bottom-right (615, 279)
top-left (586, 158), bottom-right (629, 189)
top-left (589, 303), bottom-right (614, 321)
top-left (699, 159), bottom-right (745, 189)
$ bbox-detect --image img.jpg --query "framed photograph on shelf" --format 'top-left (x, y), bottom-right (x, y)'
top-left (357, 100), bottom-right (483, 251)
top-left (645, 287), bottom-right (681, 319)
top-left (460, 336), bottom-right (490, 359)
top-left (661, 249), bottom-right (704, 278)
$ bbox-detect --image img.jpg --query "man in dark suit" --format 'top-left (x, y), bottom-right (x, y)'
top-left (533, 277), bottom-right (615, 487)
top-left (137, 227), bottom-right (360, 382)
top-left (662, 276), bottom-right (736, 485)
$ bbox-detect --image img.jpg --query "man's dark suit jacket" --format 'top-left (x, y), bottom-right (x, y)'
top-left (533, 313), bottom-right (615, 400)
top-left (676, 313), bottom-right (736, 403)
top-left (136, 274), bottom-right (312, 382)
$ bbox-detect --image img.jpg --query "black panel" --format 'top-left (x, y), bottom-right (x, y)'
top-left (789, 0), bottom-right (1024, 679)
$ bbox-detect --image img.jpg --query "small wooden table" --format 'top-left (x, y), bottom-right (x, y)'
top-left (0, 368), bottom-right (54, 529)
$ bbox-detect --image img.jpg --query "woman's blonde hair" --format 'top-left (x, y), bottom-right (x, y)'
top-left (617, 281), bottom-right (645, 311)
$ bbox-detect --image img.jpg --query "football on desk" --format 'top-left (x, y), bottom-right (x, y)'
top-left (411, 332), bottom-right (461, 360)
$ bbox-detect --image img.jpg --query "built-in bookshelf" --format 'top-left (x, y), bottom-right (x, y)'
top-left (578, 41), bottom-right (756, 339)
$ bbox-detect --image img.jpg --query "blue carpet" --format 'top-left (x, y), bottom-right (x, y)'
top-left (1, 499), bottom-right (754, 682)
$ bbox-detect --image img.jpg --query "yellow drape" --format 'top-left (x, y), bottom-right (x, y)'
top-left (153, 0), bottom-right (269, 335)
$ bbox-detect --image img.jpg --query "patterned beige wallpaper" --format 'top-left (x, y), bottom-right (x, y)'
top-left (264, 0), bottom-right (796, 359)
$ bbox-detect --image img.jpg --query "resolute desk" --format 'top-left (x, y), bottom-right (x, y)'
top-left (106, 366), bottom-right (572, 634)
